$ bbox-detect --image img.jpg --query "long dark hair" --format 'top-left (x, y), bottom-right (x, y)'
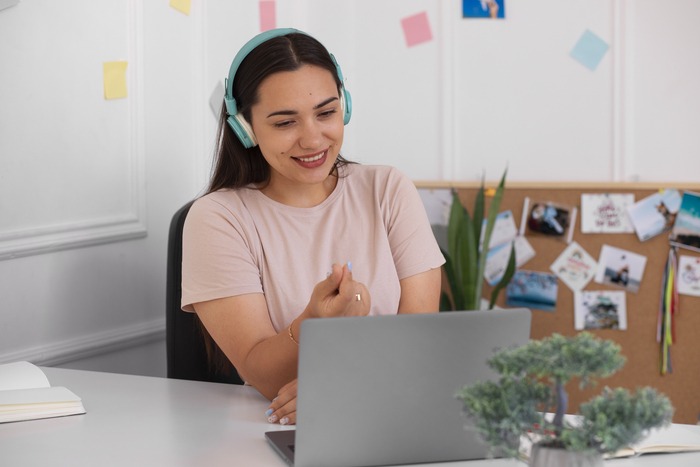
top-left (207, 32), bottom-right (353, 195)
top-left (199, 32), bottom-right (356, 379)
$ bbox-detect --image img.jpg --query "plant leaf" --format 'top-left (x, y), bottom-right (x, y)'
top-left (489, 241), bottom-right (517, 308)
top-left (473, 175), bottom-right (485, 250)
top-left (461, 207), bottom-right (478, 309)
top-left (440, 292), bottom-right (453, 312)
top-left (440, 247), bottom-right (461, 311)
top-left (447, 191), bottom-right (464, 286)
top-left (475, 169), bottom-right (508, 307)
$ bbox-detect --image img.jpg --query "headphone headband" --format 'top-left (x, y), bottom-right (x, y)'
top-left (224, 28), bottom-right (352, 149)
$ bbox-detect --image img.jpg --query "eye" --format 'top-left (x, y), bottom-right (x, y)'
top-left (273, 119), bottom-right (295, 128)
top-left (318, 109), bottom-right (337, 119)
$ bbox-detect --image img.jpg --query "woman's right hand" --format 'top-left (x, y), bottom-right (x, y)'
top-left (306, 263), bottom-right (371, 318)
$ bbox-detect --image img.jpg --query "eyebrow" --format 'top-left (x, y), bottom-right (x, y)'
top-left (266, 96), bottom-right (339, 118)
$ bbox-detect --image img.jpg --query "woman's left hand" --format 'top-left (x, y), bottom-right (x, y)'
top-left (265, 379), bottom-right (297, 425)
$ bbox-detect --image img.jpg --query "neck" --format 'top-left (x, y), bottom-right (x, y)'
top-left (261, 175), bottom-right (338, 208)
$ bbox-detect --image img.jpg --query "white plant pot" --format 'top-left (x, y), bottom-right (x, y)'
top-left (530, 444), bottom-right (603, 467)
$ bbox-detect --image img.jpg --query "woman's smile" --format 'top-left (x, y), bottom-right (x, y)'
top-left (293, 150), bottom-right (328, 168)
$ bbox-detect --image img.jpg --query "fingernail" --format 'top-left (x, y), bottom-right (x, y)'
top-left (268, 414), bottom-right (278, 423)
top-left (347, 261), bottom-right (353, 272)
top-left (280, 417), bottom-right (290, 425)
top-left (265, 408), bottom-right (274, 417)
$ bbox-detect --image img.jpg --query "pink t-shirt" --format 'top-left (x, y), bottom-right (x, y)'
top-left (181, 164), bottom-right (444, 332)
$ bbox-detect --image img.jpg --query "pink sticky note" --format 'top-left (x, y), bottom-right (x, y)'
top-left (401, 12), bottom-right (433, 47)
top-left (259, 1), bottom-right (276, 32)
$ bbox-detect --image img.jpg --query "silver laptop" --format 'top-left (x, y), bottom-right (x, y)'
top-left (266, 308), bottom-right (531, 467)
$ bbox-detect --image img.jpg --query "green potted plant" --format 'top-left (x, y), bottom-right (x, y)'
top-left (456, 332), bottom-right (674, 466)
top-left (440, 170), bottom-right (516, 311)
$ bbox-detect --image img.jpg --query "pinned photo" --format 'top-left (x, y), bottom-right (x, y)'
top-left (574, 291), bottom-right (627, 331)
top-left (520, 197), bottom-right (576, 244)
top-left (462, 0), bottom-right (504, 19)
top-left (484, 236), bottom-right (536, 286)
top-left (417, 188), bottom-right (452, 252)
top-left (670, 191), bottom-right (700, 253)
top-left (678, 255), bottom-right (700, 297)
top-left (580, 193), bottom-right (634, 233)
top-left (505, 270), bottom-right (558, 312)
top-left (549, 241), bottom-right (597, 292)
top-left (595, 245), bottom-right (647, 293)
top-left (481, 210), bottom-right (518, 250)
top-left (626, 189), bottom-right (682, 242)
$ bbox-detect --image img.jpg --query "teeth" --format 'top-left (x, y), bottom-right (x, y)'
top-left (297, 152), bottom-right (324, 162)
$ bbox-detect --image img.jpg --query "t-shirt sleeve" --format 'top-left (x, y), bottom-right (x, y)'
top-left (181, 195), bottom-right (263, 312)
top-left (383, 168), bottom-right (445, 280)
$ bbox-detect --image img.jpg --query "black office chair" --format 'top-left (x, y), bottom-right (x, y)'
top-left (165, 200), bottom-right (244, 384)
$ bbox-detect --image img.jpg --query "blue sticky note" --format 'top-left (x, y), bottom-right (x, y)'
top-left (570, 30), bottom-right (609, 71)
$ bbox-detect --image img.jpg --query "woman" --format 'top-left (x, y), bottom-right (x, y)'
top-left (181, 28), bottom-right (444, 426)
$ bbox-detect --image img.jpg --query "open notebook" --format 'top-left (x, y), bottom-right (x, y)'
top-left (266, 308), bottom-right (532, 467)
top-left (0, 361), bottom-right (85, 423)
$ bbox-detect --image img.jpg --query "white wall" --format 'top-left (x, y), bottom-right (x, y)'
top-left (0, 0), bottom-right (698, 377)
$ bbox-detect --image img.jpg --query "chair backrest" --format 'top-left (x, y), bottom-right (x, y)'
top-left (165, 200), bottom-right (243, 384)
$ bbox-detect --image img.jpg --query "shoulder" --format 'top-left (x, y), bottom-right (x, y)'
top-left (345, 163), bottom-right (404, 177)
top-left (186, 189), bottom-right (259, 230)
top-left (340, 164), bottom-right (421, 216)
top-left (344, 164), bottom-right (412, 190)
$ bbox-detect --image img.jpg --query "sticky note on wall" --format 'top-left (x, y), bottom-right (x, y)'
top-left (570, 30), bottom-right (609, 71)
top-left (259, 0), bottom-right (276, 32)
top-left (103, 61), bottom-right (128, 100)
top-left (170, 0), bottom-right (191, 16)
top-left (401, 12), bottom-right (433, 47)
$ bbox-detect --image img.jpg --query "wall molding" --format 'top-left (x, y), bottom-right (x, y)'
top-left (611, 0), bottom-right (634, 182)
top-left (0, 216), bottom-right (147, 260)
top-left (439, 1), bottom-right (456, 180)
top-left (196, 0), bottom-right (211, 194)
top-left (0, 0), bottom-right (147, 261)
top-left (0, 318), bottom-right (165, 367)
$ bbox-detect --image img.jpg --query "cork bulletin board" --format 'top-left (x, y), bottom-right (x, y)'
top-left (417, 181), bottom-right (700, 424)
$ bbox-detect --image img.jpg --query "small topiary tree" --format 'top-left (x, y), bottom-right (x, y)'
top-left (456, 332), bottom-right (674, 460)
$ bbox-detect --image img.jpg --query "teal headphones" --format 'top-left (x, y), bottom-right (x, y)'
top-left (224, 28), bottom-right (352, 149)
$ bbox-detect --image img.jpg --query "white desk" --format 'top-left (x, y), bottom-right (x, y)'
top-left (1, 368), bottom-right (699, 467)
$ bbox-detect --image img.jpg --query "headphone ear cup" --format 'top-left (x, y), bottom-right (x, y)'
top-left (341, 88), bottom-right (352, 125)
top-left (227, 113), bottom-right (258, 148)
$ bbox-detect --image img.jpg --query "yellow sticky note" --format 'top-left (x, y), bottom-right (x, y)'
top-left (103, 61), bottom-right (128, 100)
top-left (170, 0), bottom-right (191, 15)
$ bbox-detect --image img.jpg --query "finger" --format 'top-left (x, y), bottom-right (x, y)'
top-left (269, 397), bottom-right (296, 425)
top-left (337, 264), bottom-right (357, 297)
top-left (350, 284), bottom-right (371, 315)
top-left (279, 410), bottom-right (296, 426)
top-left (344, 261), bottom-right (353, 278)
top-left (266, 380), bottom-right (297, 424)
top-left (267, 381), bottom-right (295, 409)
top-left (339, 280), bottom-right (366, 308)
top-left (319, 263), bottom-right (343, 294)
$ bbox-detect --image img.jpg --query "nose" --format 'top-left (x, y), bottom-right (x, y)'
top-left (298, 120), bottom-right (323, 149)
